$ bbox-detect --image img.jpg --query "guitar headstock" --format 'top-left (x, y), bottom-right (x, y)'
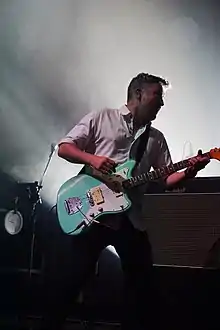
top-left (209, 148), bottom-right (220, 161)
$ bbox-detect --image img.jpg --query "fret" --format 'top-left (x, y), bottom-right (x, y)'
top-left (143, 173), bottom-right (148, 183)
top-left (182, 160), bottom-right (189, 168)
top-left (164, 166), bottom-right (170, 176)
top-left (154, 169), bottom-right (161, 180)
top-left (149, 170), bottom-right (158, 180)
top-left (133, 177), bottom-right (137, 184)
top-left (158, 167), bottom-right (166, 177)
top-left (183, 160), bottom-right (189, 167)
top-left (138, 175), bottom-right (144, 184)
top-left (173, 162), bottom-right (181, 171)
top-left (129, 178), bottom-right (135, 187)
top-left (168, 163), bottom-right (176, 174)
top-left (173, 163), bottom-right (178, 171)
top-left (147, 172), bottom-right (153, 181)
top-left (152, 171), bottom-right (158, 181)
top-left (136, 175), bottom-right (142, 185)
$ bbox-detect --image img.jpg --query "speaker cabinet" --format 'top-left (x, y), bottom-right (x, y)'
top-left (142, 193), bottom-right (220, 267)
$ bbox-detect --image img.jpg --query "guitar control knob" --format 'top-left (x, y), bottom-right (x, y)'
top-left (89, 213), bottom-right (95, 218)
top-left (98, 207), bottom-right (103, 212)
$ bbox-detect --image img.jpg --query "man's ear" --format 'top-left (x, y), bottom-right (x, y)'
top-left (135, 88), bottom-right (142, 101)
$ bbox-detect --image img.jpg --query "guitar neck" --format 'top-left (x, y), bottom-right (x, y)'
top-left (123, 151), bottom-right (210, 189)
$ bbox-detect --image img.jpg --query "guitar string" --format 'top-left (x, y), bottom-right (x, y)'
top-left (65, 152), bottom-right (214, 206)
top-left (72, 159), bottom-right (205, 201)
top-left (70, 151), bottom-right (213, 201)
top-left (65, 173), bottom-right (153, 201)
top-left (66, 170), bottom-right (153, 201)
top-left (74, 164), bottom-right (179, 200)
top-left (66, 175), bottom-right (152, 202)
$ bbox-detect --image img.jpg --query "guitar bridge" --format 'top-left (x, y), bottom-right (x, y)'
top-left (64, 197), bottom-right (82, 215)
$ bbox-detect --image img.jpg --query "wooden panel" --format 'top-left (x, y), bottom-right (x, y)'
top-left (142, 193), bottom-right (220, 267)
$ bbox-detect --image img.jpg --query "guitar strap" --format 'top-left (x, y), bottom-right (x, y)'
top-left (80, 122), bottom-right (151, 174)
top-left (134, 123), bottom-right (151, 167)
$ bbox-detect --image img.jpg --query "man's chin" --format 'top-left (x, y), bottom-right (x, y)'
top-left (146, 114), bottom-right (156, 123)
top-left (141, 115), bottom-right (156, 126)
top-left (142, 119), bottom-right (152, 127)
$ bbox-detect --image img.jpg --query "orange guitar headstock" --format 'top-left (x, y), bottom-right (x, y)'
top-left (209, 148), bottom-right (220, 161)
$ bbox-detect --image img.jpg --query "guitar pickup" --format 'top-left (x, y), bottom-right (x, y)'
top-left (90, 187), bottom-right (104, 205)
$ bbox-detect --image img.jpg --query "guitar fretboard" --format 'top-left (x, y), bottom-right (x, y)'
top-left (123, 152), bottom-right (210, 189)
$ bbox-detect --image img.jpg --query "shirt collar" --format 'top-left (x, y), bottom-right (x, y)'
top-left (118, 105), bottom-right (132, 118)
top-left (118, 105), bottom-right (151, 127)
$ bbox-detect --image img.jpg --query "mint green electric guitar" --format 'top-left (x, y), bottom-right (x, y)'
top-left (57, 148), bottom-right (220, 235)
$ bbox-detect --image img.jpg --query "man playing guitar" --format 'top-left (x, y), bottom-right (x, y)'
top-left (41, 73), bottom-right (210, 330)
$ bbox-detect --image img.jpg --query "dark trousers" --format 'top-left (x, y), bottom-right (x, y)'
top-left (40, 208), bottom-right (158, 330)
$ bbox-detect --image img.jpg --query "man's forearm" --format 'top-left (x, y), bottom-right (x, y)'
top-left (58, 143), bottom-right (93, 165)
top-left (165, 171), bottom-right (187, 188)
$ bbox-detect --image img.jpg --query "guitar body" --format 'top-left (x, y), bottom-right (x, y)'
top-left (57, 159), bottom-right (135, 235)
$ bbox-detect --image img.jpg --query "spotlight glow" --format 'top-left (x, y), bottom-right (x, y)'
top-left (0, 0), bottom-right (219, 208)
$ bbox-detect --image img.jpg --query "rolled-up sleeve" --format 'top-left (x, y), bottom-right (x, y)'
top-left (153, 134), bottom-right (172, 168)
top-left (58, 112), bottom-right (96, 151)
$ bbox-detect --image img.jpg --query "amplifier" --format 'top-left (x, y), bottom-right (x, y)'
top-left (147, 176), bottom-right (220, 194)
top-left (142, 193), bottom-right (220, 267)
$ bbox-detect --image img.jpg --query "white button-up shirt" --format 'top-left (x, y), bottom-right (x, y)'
top-left (59, 105), bottom-right (172, 231)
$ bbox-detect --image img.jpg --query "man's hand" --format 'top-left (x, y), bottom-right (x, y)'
top-left (185, 149), bottom-right (210, 179)
top-left (89, 155), bottom-right (116, 174)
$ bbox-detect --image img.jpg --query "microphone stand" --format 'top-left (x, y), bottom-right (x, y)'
top-left (28, 143), bottom-right (58, 278)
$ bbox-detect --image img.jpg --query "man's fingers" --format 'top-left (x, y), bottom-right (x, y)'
top-left (189, 158), bottom-right (196, 166)
top-left (106, 158), bottom-right (115, 165)
top-left (106, 161), bottom-right (116, 170)
top-left (100, 168), bottom-right (110, 174)
top-left (190, 155), bottom-right (209, 164)
top-left (105, 162), bottom-right (115, 169)
top-left (197, 156), bottom-right (210, 164)
top-left (105, 159), bottom-right (116, 171)
top-left (101, 164), bottom-right (115, 174)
